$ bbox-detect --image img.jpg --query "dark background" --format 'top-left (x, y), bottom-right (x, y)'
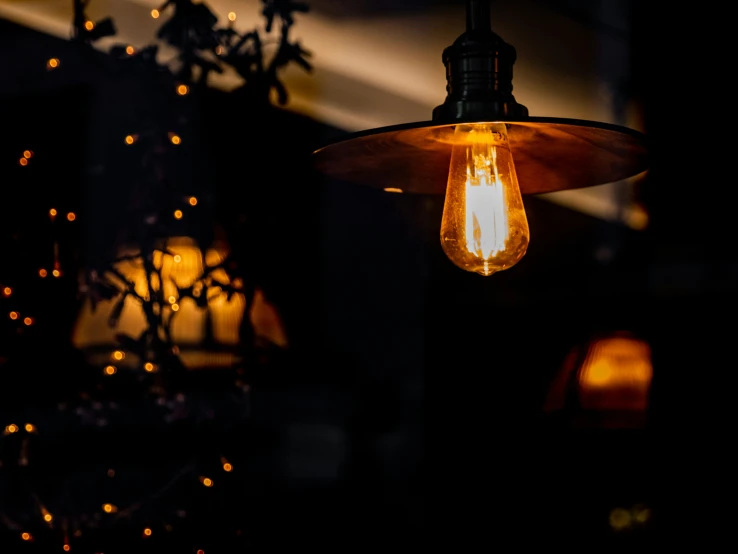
top-left (0, 0), bottom-right (730, 550)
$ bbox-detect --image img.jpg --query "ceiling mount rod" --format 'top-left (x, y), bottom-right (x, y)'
top-left (466, 0), bottom-right (492, 32)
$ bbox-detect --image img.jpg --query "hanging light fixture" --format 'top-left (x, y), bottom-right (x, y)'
top-left (312, 0), bottom-right (648, 276)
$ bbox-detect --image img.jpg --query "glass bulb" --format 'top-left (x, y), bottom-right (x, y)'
top-left (440, 122), bottom-right (530, 276)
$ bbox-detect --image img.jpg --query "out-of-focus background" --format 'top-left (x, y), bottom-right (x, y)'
top-left (0, 0), bottom-right (728, 551)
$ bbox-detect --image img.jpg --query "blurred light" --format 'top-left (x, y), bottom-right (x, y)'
top-left (200, 477), bottom-right (213, 487)
top-left (107, 469), bottom-right (115, 477)
top-left (50, 208), bottom-right (57, 217)
top-left (125, 45), bottom-right (135, 55)
top-left (228, 12), bottom-right (237, 21)
top-left (170, 134), bottom-right (181, 145)
top-left (52, 269), bottom-right (61, 277)
top-left (188, 196), bottom-right (198, 206)
top-left (43, 513), bottom-right (52, 522)
top-left (113, 350), bottom-right (124, 360)
top-left (67, 212), bottom-right (76, 221)
top-left (21, 532), bottom-right (31, 541)
top-left (177, 84), bottom-right (189, 96)
top-left (24, 423), bottom-right (34, 432)
top-left (9, 311), bottom-right (18, 320)
top-left (143, 528), bottom-right (152, 537)
top-left (39, 269), bottom-right (48, 278)
top-left (632, 504), bottom-right (651, 524)
top-left (173, 254), bottom-right (182, 263)
top-left (47, 58), bottom-right (59, 69)
top-left (63, 545), bottom-right (71, 552)
top-left (171, 303), bottom-right (179, 312)
top-left (223, 463), bottom-right (232, 472)
top-left (102, 503), bottom-right (117, 513)
top-left (125, 135), bottom-right (135, 145)
top-left (19, 157), bottom-right (28, 166)
top-left (215, 46), bottom-right (223, 55)
top-left (23, 150), bottom-right (33, 158)
top-left (144, 362), bottom-right (155, 372)
top-left (104, 365), bottom-right (117, 375)
top-left (23, 317), bottom-right (33, 326)
top-left (384, 187), bottom-right (403, 193)
top-left (151, 9), bottom-right (160, 18)
top-left (2, 287), bottom-right (11, 296)
top-left (5, 424), bottom-right (18, 433)
top-left (609, 507), bottom-right (631, 531)
top-left (197, 550), bottom-right (204, 554)
top-left (84, 20), bottom-right (95, 31)
top-left (174, 210), bottom-right (183, 219)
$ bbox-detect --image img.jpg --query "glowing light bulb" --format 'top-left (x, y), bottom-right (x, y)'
top-left (439, 123), bottom-right (529, 276)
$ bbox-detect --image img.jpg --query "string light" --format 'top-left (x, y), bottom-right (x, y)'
top-left (67, 212), bottom-right (76, 221)
top-left (39, 269), bottom-right (48, 278)
top-left (104, 365), bottom-right (117, 375)
top-left (126, 45), bottom-right (135, 55)
top-left (63, 544), bottom-right (71, 552)
top-left (200, 476), bottom-right (213, 487)
top-left (47, 58), bottom-right (59, 69)
top-left (24, 423), bottom-right (35, 432)
top-left (173, 254), bottom-right (182, 262)
top-left (177, 84), bottom-right (189, 96)
top-left (84, 20), bottom-right (95, 31)
top-left (102, 503), bottom-right (118, 513)
top-left (21, 532), bottom-right (32, 541)
top-left (9, 311), bottom-right (18, 320)
top-left (197, 550), bottom-right (205, 554)
top-left (52, 269), bottom-right (61, 277)
top-left (42, 509), bottom-right (53, 522)
top-left (125, 134), bottom-right (135, 145)
top-left (144, 362), bottom-right (156, 372)
top-left (2, 286), bottom-right (10, 296)
top-left (112, 350), bottom-right (125, 360)
top-left (151, 9), bottom-right (160, 18)
top-left (23, 317), bottom-right (33, 326)
top-left (170, 134), bottom-right (181, 145)
top-left (19, 157), bottom-right (28, 166)
top-left (174, 209), bottom-right (183, 219)
top-left (188, 196), bottom-right (197, 206)
top-left (228, 12), bottom-right (237, 21)
top-left (171, 303), bottom-right (179, 312)
top-left (5, 424), bottom-right (18, 434)
top-left (143, 528), bottom-right (152, 537)
top-left (49, 208), bottom-right (57, 218)
top-left (222, 460), bottom-right (233, 472)
top-left (23, 150), bottom-right (33, 158)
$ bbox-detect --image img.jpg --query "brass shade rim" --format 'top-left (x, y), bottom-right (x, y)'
top-left (313, 117), bottom-right (649, 195)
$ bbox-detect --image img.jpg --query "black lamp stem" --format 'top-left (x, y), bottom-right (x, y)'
top-left (466, 0), bottom-right (491, 32)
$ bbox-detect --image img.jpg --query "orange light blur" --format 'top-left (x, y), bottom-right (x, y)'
top-left (2, 287), bottom-right (11, 296)
top-left (228, 12), bottom-right (237, 21)
top-left (188, 196), bottom-right (198, 206)
top-left (170, 134), bottom-right (181, 145)
top-left (23, 317), bottom-right (33, 326)
top-left (47, 58), bottom-right (59, 69)
top-left (19, 157), bottom-right (28, 166)
top-left (52, 269), bottom-right (61, 277)
top-left (84, 20), bottom-right (95, 31)
top-left (23, 150), bottom-right (33, 158)
top-left (174, 210), bottom-right (183, 219)
top-left (50, 208), bottom-right (57, 217)
top-left (9, 311), bottom-right (19, 320)
top-left (39, 269), bottom-right (48, 278)
top-left (104, 365), bottom-right (117, 375)
top-left (126, 45), bottom-right (135, 55)
top-left (67, 212), bottom-right (76, 221)
top-left (177, 84), bottom-right (189, 96)
top-left (151, 9), bottom-right (160, 18)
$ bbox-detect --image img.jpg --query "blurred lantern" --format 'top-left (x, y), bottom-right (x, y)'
top-left (72, 237), bottom-right (287, 371)
top-left (544, 332), bottom-right (653, 428)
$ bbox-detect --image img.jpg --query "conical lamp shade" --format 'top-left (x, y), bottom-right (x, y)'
top-left (72, 237), bottom-right (287, 370)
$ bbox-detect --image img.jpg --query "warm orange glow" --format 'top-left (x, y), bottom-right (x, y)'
top-left (23, 150), bottom-right (33, 158)
top-left (52, 269), bottom-right (61, 277)
top-left (9, 311), bottom-right (18, 320)
top-left (223, 462), bottom-right (233, 472)
top-left (143, 528), bottom-right (152, 536)
top-left (24, 423), bottom-right (34, 432)
top-left (168, 295), bottom-right (176, 304)
top-left (39, 269), bottom-right (48, 278)
top-left (23, 317), bottom-right (33, 326)
top-left (578, 335), bottom-right (653, 411)
top-left (108, 469), bottom-right (115, 477)
top-left (440, 123), bottom-right (529, 276)
top-left (50, 208), bottom-right (57, 217)
top-left (174, 210), bottom-right (183, 219)
top-left (84, 20), bottom-right (95, 31)
top-left (125, 135), bottom-right (135, 145)
top-left (215, 46), bottom-right (224, 55)
top-left (47, 58), bottom-right (59, 69)
top-left (19, 157), bottom-right (28, 166)
top-left (197, 550), bottom-right (205, 554)
top-left (170, 134), bottom-right (181, 145)
top-left (5, 424), bottom-right (18, 433)
top-left (2, 287), bottom-right (10, 296)
top-left (113, 350), bottom-right (124, 360)
top-left (21, 532), bottom-right (31, 541)
top-left (188, 196), bottom-right (197, 206)
top-left (151, 9), bottom-right (160, 18)
top-left (173, 254), bottom-right (182, 263)
top-left (63, 544), bottom-right (71, 552)
top-left (201, 477), bottom-right (213, 487)
top-left (384, 187), bottom-right (403, 193)
top-left (126, 45), bottom-right (135, 55)
top-left (177, 84), bottom-right (189, 96)
top-left (43, 513), bottom-right (52, 522)
top-left (171, 303), bottom-right (180, 312)
top-left (102, 503), bottom-right (117, 513)
top-left (144, 362), bottom-right (155, 372)
top-left (104, 365), bottom-right (117, 375)
top-left (228, 12), bottom-right (237, 21)
top-left (67, 212), bottom-right (76, 221)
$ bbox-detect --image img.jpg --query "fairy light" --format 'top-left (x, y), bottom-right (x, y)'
top-left (223, 462), bottom-right (233, 472)
top-left (63, 544), bottom-right (71, 552)
top-left (170, 134), bottom-right (181, 145)
top-left (9, 311), bottom-right (19, 320)
top-left (107, 469), bottom-right (115, 477)
top-left (23, 317), bottom-right (33, 326)
top-left (104, 365), bottom-right (117, 375)
top-left (173, 254), bottom-right (182, 263)
top-left (67, 212), bottom-right (76, 221)
top-left (23, 150), bottom-right (33, 158)
top-left (125, 135), bottom-right (135, 145)
top-left (84, 20), bottom-right (95, 31)
top-left (2, 286), bottom-right (10, 296)
top-left (143, 528), bottom-right (152, 537)
top-left (49, 208), bottom-right (57, 218)
top-left (43, 511), bottom-right (53, 523)
top-left (171, 303), bottom-right (179, 312)
top-left (228, 12), bottom-right (237, 21)
top-left (47, 58), bottom-right (59, 69)
top-left (52, 269), bottom-right (61, 277)
top-left (24, 423), bottom-right (35, 432)
top-left (177, 84), bottom-right (189, 96)
top-left (125, 45), bottom-right (135, 55)
top-left (112, 350), bottom-right (124, 360)
top-left (197, 550), bottom-right (205, 554)
top-left (144, 362), bottom-right (156, 372)
top-left (21, 532), bottom-right (32, 541)
top-left (39, 269), bottom-right (48, 278)
top-left (188, 196), bottom-right (198, 206)
top-left (151, 8), bottom-right (160, 18)
top-left (102, 503), bottom-right (117, 513)
top-left (174, 209), bottom-right (183, 220)
top-left (5, 424), bottom-right (18, 434)
top-left (200, 476), bottom-right (213, 487)
top-left (19, 157), bottom-right (28, 166)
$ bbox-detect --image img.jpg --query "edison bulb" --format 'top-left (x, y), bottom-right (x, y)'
top-left (440, 122), bottom-right (529, 276)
